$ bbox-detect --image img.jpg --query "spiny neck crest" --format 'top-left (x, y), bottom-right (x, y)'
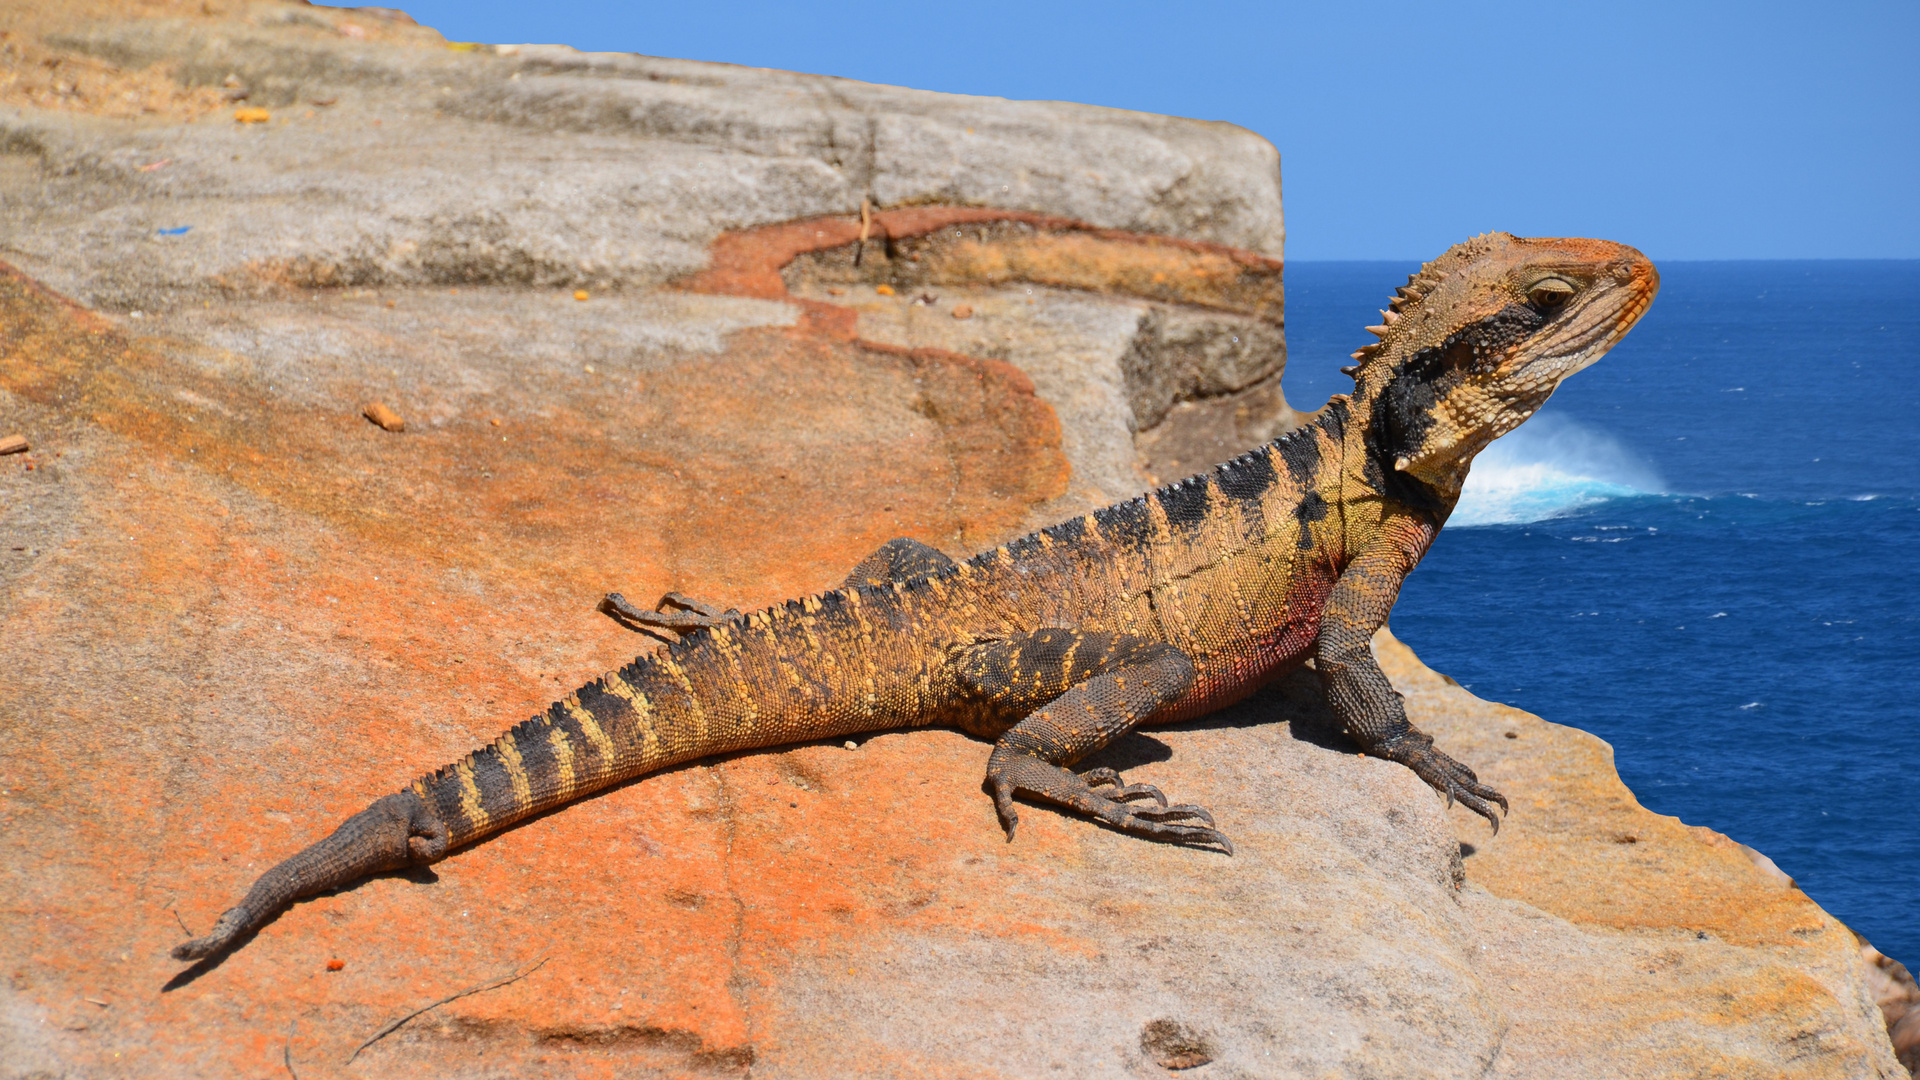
top-left (1341, 231), bottom-right (1514, 386)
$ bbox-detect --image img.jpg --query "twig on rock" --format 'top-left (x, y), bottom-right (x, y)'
top-left (346, 956), bottom-right (548, 1064)
top-left (855, 195), bottom-right (871, 267)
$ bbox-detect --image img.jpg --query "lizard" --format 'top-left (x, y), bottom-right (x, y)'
top-left (171, 231), bottom-right (1659, 963)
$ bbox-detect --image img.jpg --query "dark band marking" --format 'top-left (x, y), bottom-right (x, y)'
top-left (1004, 531), bottom-right (1047, 562)
top-left (506, 718), bottom-right (558, 801)
top-left (428, 770), bottom-right (475, 837)
top-left (1294, 490), bottom-right (1330, 550)
top-left (1092, 496), bottom-right (1155, 550)
top-left (577, 682), bottom-right (635, 732)
top-left (1155, 476), bottom-right (1213, 534)
top-left (1043, 514), bottom-right (1089, 546)
top-left (1275, 426), bottom-right (1322, 485)
top-left (546, 700), bottom-right (606, 778)
top-left (467, 747), bottom-right (518, 816)
top-left (1375, 302), bottom-right (1545, 468)
top-left (1216, 449), bottom-right (1279, 508)
top-left (1319, 396), bottom-right (1350, 440)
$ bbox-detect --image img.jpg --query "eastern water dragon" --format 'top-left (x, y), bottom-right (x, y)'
top-left (173, 232), bottom-right (1659, 963)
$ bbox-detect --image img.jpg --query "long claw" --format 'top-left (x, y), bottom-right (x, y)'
top-left (1082, 768), bottom-right (1169, 806)
top-left (1375, 731), bottom-right (1509, 836)
top-left (1073, 789), bottom-right (1230, 854)
top-left (989, 758), bottom-right (1229, 855)
top-left (1130, 803), bottom-right (1216, 827)
top-left (992, 781), bottom-right (1019, 840)
top-left (1455, 788), bottom-right (1503, 834)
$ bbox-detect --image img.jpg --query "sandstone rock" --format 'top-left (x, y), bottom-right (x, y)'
top-left (1864, 943), bottom-right (1920, 1074)
top-left (0, 2), bottom-right (1908, 1078)
top-left (1, 0), bottom-right (1295, 519)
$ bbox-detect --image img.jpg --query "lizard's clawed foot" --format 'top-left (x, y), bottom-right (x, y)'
top-left (1082, 766), bottom-right (1171, 807)
top-left (986, 752), bottom-right (1232, 855)
top-left (600, 592), bottom-right (740, 638)
top-left (1375, 731), bottom-right (1509, 833)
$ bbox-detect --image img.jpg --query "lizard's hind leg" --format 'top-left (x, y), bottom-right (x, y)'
top-left (600, 591), bottom-right (740, 638)
top-left (844, 537), bottom-right (957, 588)
top-left (599, 536), bottom-right (952, 637)
top-left (958, 630), bottom-right (1231, 854)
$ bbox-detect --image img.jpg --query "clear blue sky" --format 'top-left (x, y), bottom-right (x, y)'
top-left (333, 1), bottom-right (1917, 261)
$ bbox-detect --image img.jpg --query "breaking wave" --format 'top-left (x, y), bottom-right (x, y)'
top-left (1451, 413), bottom-right (1664, 527)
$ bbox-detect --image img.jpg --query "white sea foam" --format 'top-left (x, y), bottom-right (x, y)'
top-left (1451, 413), bottom-right (1664, 527)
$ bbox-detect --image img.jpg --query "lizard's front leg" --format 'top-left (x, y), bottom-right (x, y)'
top-left (958, 629), bottom-right (1231, 853)
top-left (1317, 524), bottom-right (1509, 831)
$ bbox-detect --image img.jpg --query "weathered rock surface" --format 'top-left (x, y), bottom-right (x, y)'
top-left (1865, 945), bottom-right (1920, 1075)
top-left (0, 3), bottom-right (1908, 1077)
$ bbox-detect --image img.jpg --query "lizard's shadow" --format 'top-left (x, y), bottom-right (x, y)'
top-left (1082, 665), bottom-right (1358, 775)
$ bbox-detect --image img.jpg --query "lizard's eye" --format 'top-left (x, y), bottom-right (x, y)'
top-left (1527, 277), bottom-right (1576, 310)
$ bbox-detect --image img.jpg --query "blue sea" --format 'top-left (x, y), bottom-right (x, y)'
top-left (1282, 259), bottom-right (1919, 971)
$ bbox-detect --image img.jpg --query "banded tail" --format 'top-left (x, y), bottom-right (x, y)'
top-left (172, 584), bottom-right (936, 962)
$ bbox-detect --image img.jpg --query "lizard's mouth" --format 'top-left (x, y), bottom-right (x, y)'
top-left (1532, 257), bottom-right (1661, 382)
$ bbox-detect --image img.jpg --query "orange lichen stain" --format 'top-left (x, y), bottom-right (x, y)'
top-left (0, 259), bottom-right (1062, 603)
top-left (233, 107), bottom-right (270, 123)
top-left (926, 231), bottom-right (1279, 319)
top-left (679, 204), bottom-right (1282, 323)
top-left (0, 252), bottom-right (1084, 1068)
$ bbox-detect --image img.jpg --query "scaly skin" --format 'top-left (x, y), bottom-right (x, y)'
top-left (173, 232), bottom-right (1659, 963)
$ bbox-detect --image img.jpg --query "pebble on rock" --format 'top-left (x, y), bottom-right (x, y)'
top-left (362, 402), bottom-right (405, 432)
top-left (1141, 1018), bottom-right (1215, 1070)
top-left (0, 434), bottom-right (28, 456)
top-left (951, 304), bottom-right (974, 320)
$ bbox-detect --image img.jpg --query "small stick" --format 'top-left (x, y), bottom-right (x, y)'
top-left (347, 956), bottom-right (547, 1064)
top-left (854, 195), bottom-right (871, 267)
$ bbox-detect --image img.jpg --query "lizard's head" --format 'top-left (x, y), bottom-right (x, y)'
top-left (1349, 233), bottom-right (1659, 490)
